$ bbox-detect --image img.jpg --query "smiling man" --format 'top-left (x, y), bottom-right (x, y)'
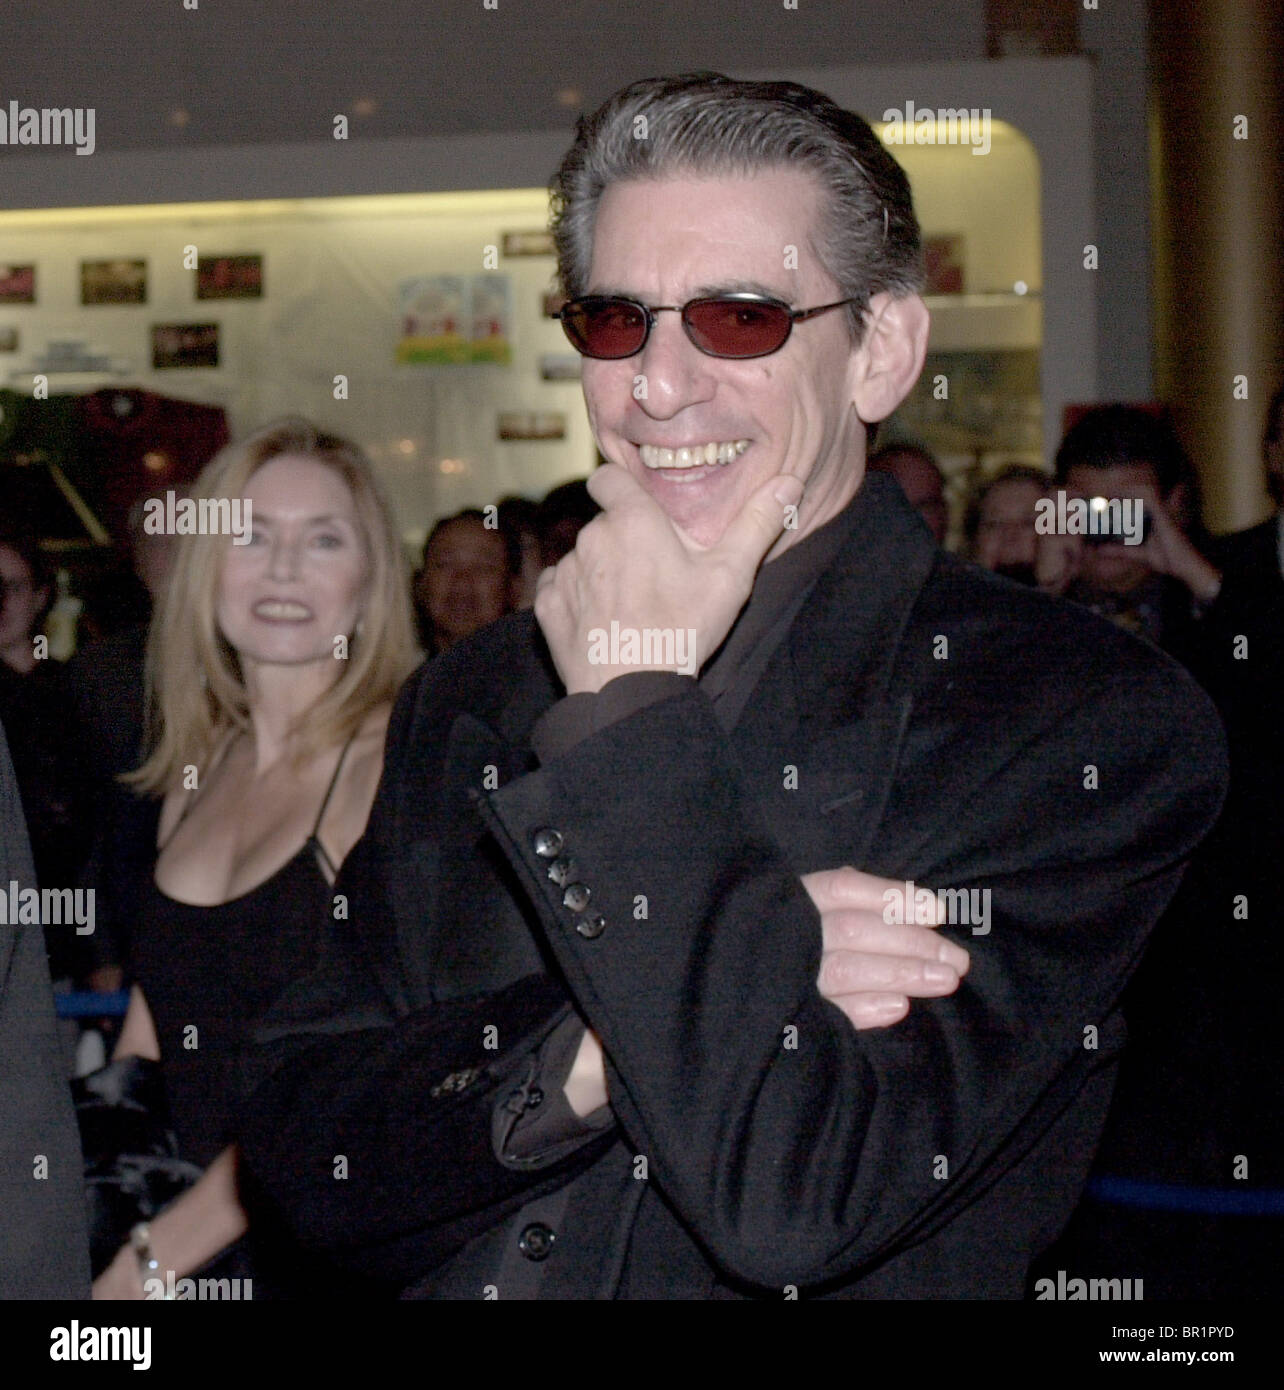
top-left (239, 74), bottom-right (1227, 1299)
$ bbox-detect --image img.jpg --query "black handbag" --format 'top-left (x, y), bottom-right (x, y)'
top-left (71, 1055), bottom-right (204, 1277)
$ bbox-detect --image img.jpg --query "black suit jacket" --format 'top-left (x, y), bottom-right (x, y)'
top-left (239, 474), bottom-right (1227, 1298)
top-left (0, 719), bottom-right (90, 1298)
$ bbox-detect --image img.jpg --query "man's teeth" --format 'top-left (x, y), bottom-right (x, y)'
top-left (256, 601), bottom-right (311, 618)
top-left (639, 440), bottom-right (750, 470)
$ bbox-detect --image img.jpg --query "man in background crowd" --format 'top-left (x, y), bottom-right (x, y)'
top-left (867, 442), bottom-right (948, 543)
top-left (1039, 406), bottom-right (1224, 664)
top-left (413, 507), bottom-right (520, 655)
top-left (966, 463), bottom-right (1047, 585)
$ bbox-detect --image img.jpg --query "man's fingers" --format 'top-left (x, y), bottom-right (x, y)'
top-left (818, 948), bottom-right (960, 1000)
top-left (826, 992), bottom-right (910, 1032)
top-left (803, 865), bottom-right (947, 925)
top-left (819, 911), bottom-right (970, 974)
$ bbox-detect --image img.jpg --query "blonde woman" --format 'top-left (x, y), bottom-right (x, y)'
top-left (93, 420), bottom-right (419, 1298)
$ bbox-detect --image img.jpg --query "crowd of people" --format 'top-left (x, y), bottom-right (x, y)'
top-left (1, 70), bottom-right (1278, 1303)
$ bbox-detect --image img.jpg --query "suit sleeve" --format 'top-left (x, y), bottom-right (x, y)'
top-left (236, 973), bottom-right (615, 1286)
top-left (234, 665), bottom-right (616, 1279)
top-left (479, 663), bottom-right (1228, 1291)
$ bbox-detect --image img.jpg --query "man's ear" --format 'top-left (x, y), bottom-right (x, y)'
top-left (851, 292), bottom-right (930, 425)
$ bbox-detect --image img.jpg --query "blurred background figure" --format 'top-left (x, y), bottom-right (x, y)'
top-left (413, 507), bottom-right (519, 655)
top-left (867, 443), bottom-right (948, 544)
top-left (1036, 395), bottom-right (1284, 1299)
top-left (966, 463), bottom-right (1047, 585)
top-left (0, 532), bottom-right (93, 988)
top-left (496, 495), bottom-right (543, 609)
top-left (534, 477), bottom-right (600, 568)
top-left (1209, 381), bottom-right (1284, 595)
top-left (1040, 405), bottom-right (1221, 661)
top-left (66, 485), bottom-right (194, 999)
top-left (95, 418), bottom-right (418, 1298)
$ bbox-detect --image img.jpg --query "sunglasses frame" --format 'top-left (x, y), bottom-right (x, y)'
top-left (556, 291), bottom-right (863, 360)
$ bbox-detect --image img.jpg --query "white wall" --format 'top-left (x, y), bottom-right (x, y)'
top-left (0, 58), bottom-right (1099, 526)
top-left (0, 191), bottom-right (594, 542)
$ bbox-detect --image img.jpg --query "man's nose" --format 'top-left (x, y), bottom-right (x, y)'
top-left (634, 310), bottom-right (717, 416)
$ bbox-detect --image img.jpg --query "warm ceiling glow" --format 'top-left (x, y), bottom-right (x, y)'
top-left (0, 188), bottom-right (551, 229)
top-left (353, 98), bottom-right (377, 117)
top-left (438, 458), bottom-right (466, 475)
top-left (554, 89), bottom-right (582, 109)
top-left (169, 109), bottom-right (190, 128)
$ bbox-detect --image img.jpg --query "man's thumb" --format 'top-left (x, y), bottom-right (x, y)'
top-left (716, 474), bottom-right (804, 566)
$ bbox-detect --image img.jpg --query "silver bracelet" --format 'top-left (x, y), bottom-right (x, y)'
top-left (128, 1222), bottom-right (172, 1298)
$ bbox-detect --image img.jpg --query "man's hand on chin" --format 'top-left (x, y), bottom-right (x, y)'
top-left (533, 462), bottom-right (805, 694)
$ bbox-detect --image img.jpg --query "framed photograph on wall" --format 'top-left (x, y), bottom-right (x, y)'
top-left (152, 322), bottom-right (220, 369)
top-left (502, 230), bottom-right (554, 257)
top-left (0, 265), bottom-right (35, 304)
top-left (539, 354), bottom-right (580, 381)
top-left (498, 411), bottom-right (566, 441)
top-left (81, 259), bottom-right (147, 305)
top-left (923, 236), bottom-right (965, 296)
top-left (0, 327), bottom-right (18, 352)
top-left (397, 275), bottom-right (470, 364)
top-left (196, 254), bottom-right (264, 300)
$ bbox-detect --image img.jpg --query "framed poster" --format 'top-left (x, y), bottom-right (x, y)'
top-left (470, 274), bottom-right (511, 364)
top-left (0, 264), bottom-right (35, 304)
top-left (152, 322), bottom-right (220, 369)
top-left (923, 236), bottom-right (965, 295)
top-left (502, 230), bottom-right (554, 257)
top-left (81, 259), bottom-right (147, 305)
top-left (498, 411), bottom-right (566, 441)
top-left (539, 353), bottom-right (580, 381)
top-left (196, 254), bottom-right (263, 300)
top-left (397, 275), bottom-right (470, 364)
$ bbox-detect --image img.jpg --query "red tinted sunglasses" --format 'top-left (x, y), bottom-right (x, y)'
top-left (557, 292), bottom-right (861, 360)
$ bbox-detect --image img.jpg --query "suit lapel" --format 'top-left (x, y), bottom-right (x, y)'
top-left (733, 475), bottom-right (937, 871)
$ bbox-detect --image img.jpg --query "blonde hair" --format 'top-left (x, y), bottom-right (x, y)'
top-left (129, 418), bottom-right (419, 795)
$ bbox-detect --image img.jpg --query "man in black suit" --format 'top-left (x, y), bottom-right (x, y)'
top-left (0, 718), bottom-right (90, 1298)
top-left (239, 73), bottom-right (1226, 1298)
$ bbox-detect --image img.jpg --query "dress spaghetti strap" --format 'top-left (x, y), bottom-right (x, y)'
top-left (307, 728), bottom-right (360, 878)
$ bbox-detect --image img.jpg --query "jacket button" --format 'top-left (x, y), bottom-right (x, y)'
top-left (532, 827), bottom-right (564, 858)
top-left (546, 856), bottom-right (576, 888)
top-left (562, 882), bottom-right (591, 913)
top-left (519, 1222), bottom-right (555, 1261)
top-left (576, 913), bottom-right (606, 940)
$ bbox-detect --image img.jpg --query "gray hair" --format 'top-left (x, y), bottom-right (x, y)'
top-left (550, 72), bottom-right (924, 342)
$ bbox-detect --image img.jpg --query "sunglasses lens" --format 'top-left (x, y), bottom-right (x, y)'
top-left (562, 299), bottom-right (648, 358)
top-left (684, 299), bottom-right (792, 357)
